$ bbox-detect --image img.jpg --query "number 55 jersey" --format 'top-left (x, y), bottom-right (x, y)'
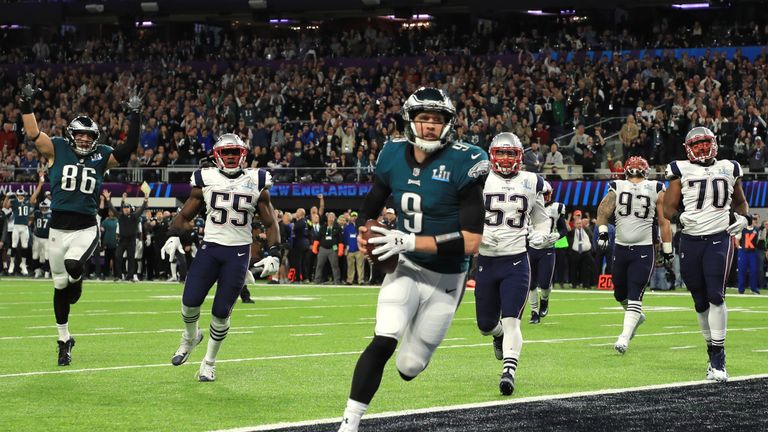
top-left (190, 167), bottom-right (272, 246)
top-left (665, 160), bottom-right (742, 236)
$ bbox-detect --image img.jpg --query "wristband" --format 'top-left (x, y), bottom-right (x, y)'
top-left (662, 242), bottom-right (673, 254)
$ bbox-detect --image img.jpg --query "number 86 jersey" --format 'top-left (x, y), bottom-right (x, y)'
top-left (665, 159), bottom-right (742, 236)
top-left (190, 167), bottom-right (272, 246)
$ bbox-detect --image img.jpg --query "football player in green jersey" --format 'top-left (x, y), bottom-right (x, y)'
top-left (338, 88), bottom-right (489, 432)
top-left (18, 73), bottom-right (143, 366)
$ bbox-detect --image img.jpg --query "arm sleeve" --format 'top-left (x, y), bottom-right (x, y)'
top-left (457, 181), bottom-right (485, 234)
top-left (112, 112), bottom-right (141, 164)
top-left (357, 175), bottom-right (391, 227)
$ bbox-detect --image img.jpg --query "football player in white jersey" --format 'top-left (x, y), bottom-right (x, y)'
top-left (163, 134), bottom-right (281, 382)
top-left (527, 181), bottom-right (567, 323)
top-left (663, 127), bottom-right (749, 382)
top-left (596, 156), bottom-right (672, 354)
top-left (475, 132), bottom-right (549, 395)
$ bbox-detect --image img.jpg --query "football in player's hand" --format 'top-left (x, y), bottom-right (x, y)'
top-left (362, 219), bottom-right (399, 274)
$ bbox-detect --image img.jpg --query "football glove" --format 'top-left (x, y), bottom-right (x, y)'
top-left (368, 226), bottom-right (416, 261)
top-left (19, 73), bottom-right (41, 113)
top-left (161, 236), bottom-right (183, 262)
top-left (253, 256), bottom-right (280, 277)
top-left (597, 225), bottom-right (610, 252)
top-left (527, 228), bottom-right (546, 247)
top-left (122, 86), bottom-right (144, 114)
top-left (727, 213), bottom-right (749, 236)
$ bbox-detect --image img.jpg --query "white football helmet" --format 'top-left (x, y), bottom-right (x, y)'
top-left (489, 132), bottom-right (524, 176)
top-left (401, 87), bottom-right (456, 153)
top-left (684, 126), bottom-right (717, 163)
top-left (66, 116), bottom-right (100, 156)
top-left (212, 133), bottom-right (248, 175)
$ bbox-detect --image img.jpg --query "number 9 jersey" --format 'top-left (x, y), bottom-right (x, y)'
top-left (191, 167), bottom-right (272, 246)
top-left (665, 160), bottom-right (742, 236)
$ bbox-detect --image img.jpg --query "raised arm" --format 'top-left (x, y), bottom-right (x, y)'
top-left (18, 73), bottom-right (54, 160)
top-left (29, 172), bottom-right (44, 206)
top-left (107, 87), bottom-right (143, 170)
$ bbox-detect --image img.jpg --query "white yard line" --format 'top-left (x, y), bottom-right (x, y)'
top-left (669, 346), bottom-right (696, 350)
top-left (1, 327), bottom-right (765, 379)
top-left (209, 373), bottom-right (768, 432)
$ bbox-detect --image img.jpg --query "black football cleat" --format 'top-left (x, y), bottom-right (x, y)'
top-left (57, 338), bottom-right (75, 366)
top-left (540, 298), bottom-right (549, 317)
top-left (499, 371), bottom-right (515, 396)
top-left (492, 336), bottom-right (503, 361)
top-left (529, 311), bottom-right (540, 324)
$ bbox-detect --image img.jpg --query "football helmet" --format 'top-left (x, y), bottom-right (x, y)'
top-left (66, 116), bottom-right (100, 156)
top-left (543, 180), bottom-right (553, 203)
top-left (684, 127), bottom-right (717, 163)
top-left (489, 132), bottom-right (524, 176)
top-left (40, 198), bottom-right (51, 213)
top-left (401, 87), bottom-right (456, 153)
top-left (212, 133), bottom-right (248, 175)
top-left (624, 156), bottom-right (650, 178)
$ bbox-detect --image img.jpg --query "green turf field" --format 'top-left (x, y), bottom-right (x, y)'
top-left (0, 280), bottom-right (766, 432)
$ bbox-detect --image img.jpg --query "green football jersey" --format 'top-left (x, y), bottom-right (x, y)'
top-left (375, 139), bottom-right (489, 274)
top-left (10, 197), bottom-right (33, 225)
top-left (33, 209), bottom-right (51, 238)
top-left (49, 137), bottom-right (113, 216)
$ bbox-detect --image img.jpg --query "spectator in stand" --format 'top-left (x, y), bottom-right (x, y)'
top-left (523, 142), bottom-right (544, 173)
top-left (749, 136), bottom-right (768, 178)
top-left (545, 143), bottom-right (564, 167)
top-left (531, 122), bottom-right (550, 148)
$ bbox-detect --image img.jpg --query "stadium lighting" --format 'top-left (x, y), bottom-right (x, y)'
top-left (140, 2), bottom-right (159, 13)
top-left (381, 14), bottom-right (433, 21)
top-left (248, 0), bottom-right (267, 9)
top-left (135, 21), bottom-right (155, 28)
top-left (84, 3), bottom-right (104, 13)
top-left (671, 3), bottom-right (710, 8)
top-left (526, 10), bottom-right (557, 16)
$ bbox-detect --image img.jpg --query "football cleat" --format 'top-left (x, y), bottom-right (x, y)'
top-left (630, 313), bottom-right (646, 340)
top-left (8, 262), bottom-right (15, 275)
top-left (614, 336), bottom-right (628, 355)
top-left (57, 337), bottom-right (75, 366)
top-left (499, 370), bottom-right (516, 396)
top-left (338, 416), bottom-right (360, 432)
top-left (540, 298), bottom-right (549, 317)
top-left (197, 360), bottom-right (216, 382)
top-left (171, 330), bottom-right (203, 366)
top-left (529, 311), bottom-right (540, 324)
top-left (492, 336), bottom-right (503, 361)
top-left (709, 349), bottom-right (728, 382)
top-left (20, 262), bottom-right (29, 276)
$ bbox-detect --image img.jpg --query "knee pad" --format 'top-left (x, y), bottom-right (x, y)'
top-left (396, 353), bottom-right (428, 380)
top-left (477, 318), bottom-right (499, 336)
top-left (64, 259), bottom-right (83, 281)
top-left (694, 299), bottom-right (710, 313)
top-left (614, 292), bottom-right (627, 303)
top-left (708, 294), bottom-right (725, 307)
top-left (67, 281), bottom-right (83, 305)
top-left (211, 302), bottom-right (234, 320)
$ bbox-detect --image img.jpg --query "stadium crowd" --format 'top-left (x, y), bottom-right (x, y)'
top-left (2, 17), bottom-right (768, 183)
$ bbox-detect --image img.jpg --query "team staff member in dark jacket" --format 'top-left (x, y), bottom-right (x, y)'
top-left (312, 211), bottom-right (344, 284)
top-left (106, 190), bottom-right (148, 282)
top-left (289, 208), bottom-right (310, 282)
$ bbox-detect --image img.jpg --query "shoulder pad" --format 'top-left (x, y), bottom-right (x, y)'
top-left (665, 161), bottom-right (682, 179)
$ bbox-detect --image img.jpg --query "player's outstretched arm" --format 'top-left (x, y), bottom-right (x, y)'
top-left (663, 179), bottom-right (682, 222)
top-left (108, 86), bottom-right (143, 170)
top-left (18, 73), bottom-right (54, 160)
top-left (29, 172), bottom-right (44, 206)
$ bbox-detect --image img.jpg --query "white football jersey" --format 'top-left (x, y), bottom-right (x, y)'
top-left (609, 179), bottom-right (665, 246)
top-left (665, 159), bottom-right (742, 236)
top-left (529, 201), bottom-right (566, 250)
top-left (480, 170), bottom-right (548, 256)
top-left (190, 167), bottom-right (272, 246)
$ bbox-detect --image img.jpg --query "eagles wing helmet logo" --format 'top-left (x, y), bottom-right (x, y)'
top-left (468, 160), bottom-right (490, 178)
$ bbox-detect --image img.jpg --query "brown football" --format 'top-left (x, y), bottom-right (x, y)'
top-left (361, 219), bottom-right (399, 274)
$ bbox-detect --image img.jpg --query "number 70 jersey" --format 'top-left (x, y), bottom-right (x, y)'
top-left (190, 167), bottom-right (272, 246)
top-left (665, 159), bottom-right (742, 236)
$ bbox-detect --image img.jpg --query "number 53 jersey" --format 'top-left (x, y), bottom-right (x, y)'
top-left (480, 170), bottom-right (547, 257)
top-left (665, 159), bottom-right (742, 236)
top-left (191, 167), bottom-right (272, 246)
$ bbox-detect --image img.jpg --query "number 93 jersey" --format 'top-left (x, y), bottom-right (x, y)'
top-left (609, 179), bottom-right (665, 246)
top-left (480, 170), bottom-right (547, 256)
top-left (191, 167), bottom-right (272, 246)
top-left (665, 159), bottom-right (742, 236)
top-left (49, 137), bottom-right (113, 215)
top-left (374, 139), bottom-right (489, 274)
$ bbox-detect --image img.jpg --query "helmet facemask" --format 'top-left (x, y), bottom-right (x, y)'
top-left (490, 147), bottom-right (523, 176)
top-left (66, 116), bottom-right (100, 156)
top-left (402, 87), bottom-right (456, 153)
top-left (213, 145), bottom-right (247, 175)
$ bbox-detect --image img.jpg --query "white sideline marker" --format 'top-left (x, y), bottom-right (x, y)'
top-left (209, 373), bottom-right (768, 432)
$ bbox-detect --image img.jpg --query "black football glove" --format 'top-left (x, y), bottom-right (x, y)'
top-left (19, 73), bottom-right (41, 114)
top-left (661, 251), bottom-right (674, 265)
top-left (597, 231), bottom-right (610, 252)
